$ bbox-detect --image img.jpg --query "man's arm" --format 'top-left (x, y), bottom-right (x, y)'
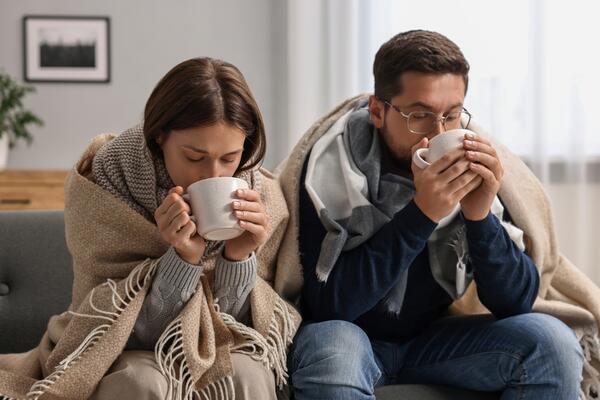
top-left (300, 188), bottom-right (436, 321)
top-left (465, 212), bottom-right (540, 318)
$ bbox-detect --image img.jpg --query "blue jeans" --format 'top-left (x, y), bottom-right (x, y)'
top-left (289, 313), bottom-right (583, 400)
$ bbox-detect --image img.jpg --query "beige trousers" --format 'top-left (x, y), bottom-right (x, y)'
top-left (89, 351), bottom-right (277, 400)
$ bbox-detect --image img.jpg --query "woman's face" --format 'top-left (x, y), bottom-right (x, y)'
top-left (159, 122), bottom-right (246, 190)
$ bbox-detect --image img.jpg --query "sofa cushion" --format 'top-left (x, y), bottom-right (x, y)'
top-left (0, 210), bottom-right (73, 354)
top-left (375, 384), bottom-right (500, 400)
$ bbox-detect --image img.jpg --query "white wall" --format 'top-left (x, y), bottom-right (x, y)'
top-left (0, 0), bottom-right (286, 169)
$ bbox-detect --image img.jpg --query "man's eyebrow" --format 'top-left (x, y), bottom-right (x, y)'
top-left (403, 101), bottom-right (463, 110)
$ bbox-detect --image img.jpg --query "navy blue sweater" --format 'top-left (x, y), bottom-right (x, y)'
top-left (298, 158), bottom-right (540, 342)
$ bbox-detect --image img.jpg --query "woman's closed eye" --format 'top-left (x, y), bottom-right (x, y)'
top-left (186, 157), bottom-right (236, 164)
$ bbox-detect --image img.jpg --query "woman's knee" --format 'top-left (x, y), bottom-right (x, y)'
top-left (90, 351), bottom-right (168, 400)
top-left (230, 353), bottom-right (277, 400)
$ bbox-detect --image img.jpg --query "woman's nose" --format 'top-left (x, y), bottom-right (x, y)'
top-left (206, 162), bottom-right (225, 178)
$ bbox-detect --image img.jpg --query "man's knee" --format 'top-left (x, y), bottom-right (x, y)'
top-left (290, 320), bottom-right (379, 384)
top-left (504, 313), bottom-right (583, 379)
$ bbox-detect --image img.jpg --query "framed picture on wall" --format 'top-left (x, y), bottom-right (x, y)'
top-left (23, 16), bottom-right (110, 83)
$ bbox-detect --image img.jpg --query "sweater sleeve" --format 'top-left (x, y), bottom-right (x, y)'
top-left (465, 212), bottom-right (540, 318)
top-left (300, 193), bottom-right (437, 322)
top-left (212, 252), bottom-right (257, 325)
top-left (129, 246), bottom-right (203, 349)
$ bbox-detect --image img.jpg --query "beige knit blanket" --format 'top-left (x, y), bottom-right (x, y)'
top-left (274, 94), bottom-right (600, 399)
top-left (0, 135), bottom-right (301, 400)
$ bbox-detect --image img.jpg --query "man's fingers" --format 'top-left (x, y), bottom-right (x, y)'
top-left (454, 175), bottom-right (483, 199)
top-left (429, 148), bottom-right (466, 174)
top-left (469, 162), bottom-right (498, 185)
top-left (448, 170), bottom-right (478, 195)
top-left (439, 159), bottom-right (470, 184)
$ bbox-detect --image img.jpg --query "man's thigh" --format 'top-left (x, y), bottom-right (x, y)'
top-left (390, 313), bottom-right (578, 391)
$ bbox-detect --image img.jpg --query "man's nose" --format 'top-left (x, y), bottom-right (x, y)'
top-left (426, 121), bottom-right (445, 141)
top-left (431, 118), bottom-right (445, 135)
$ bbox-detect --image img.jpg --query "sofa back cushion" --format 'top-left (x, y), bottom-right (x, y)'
top-left (0, 210), bottom-right (73, 354)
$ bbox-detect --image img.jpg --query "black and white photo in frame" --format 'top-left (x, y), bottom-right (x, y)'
top-left (23, 16), bottom-right (110, 83)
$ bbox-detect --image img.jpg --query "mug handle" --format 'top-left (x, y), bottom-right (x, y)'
top-left (412, 148), bottom-right (431, 169)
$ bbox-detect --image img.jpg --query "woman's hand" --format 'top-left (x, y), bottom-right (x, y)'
top-left (155, 186), bottom-right (206, 264)
top-left (223, 188), bottom-right (269, 261)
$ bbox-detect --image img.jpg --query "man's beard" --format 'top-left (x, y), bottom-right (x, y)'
top-left (378, 127), bottom-right (413, 177)
top-left (381, 141), bottom-right (413, 177)
top-left (396, 151), bottom-right (412, 170)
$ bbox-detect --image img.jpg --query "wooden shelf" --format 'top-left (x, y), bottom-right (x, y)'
top-left (0, 170), bottom-right (69, 210)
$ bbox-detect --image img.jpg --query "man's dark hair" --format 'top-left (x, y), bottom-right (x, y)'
top-left (373, 30), bottom-right (470, 101)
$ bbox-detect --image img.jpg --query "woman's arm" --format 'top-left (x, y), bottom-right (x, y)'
top-left (212, 252), bottom-right (257, 325)
top-left (128, 247), bottom-right (202, 349)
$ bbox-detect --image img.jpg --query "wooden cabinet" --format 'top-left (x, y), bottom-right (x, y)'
top-left (0, 170), bottom-right (69, 210)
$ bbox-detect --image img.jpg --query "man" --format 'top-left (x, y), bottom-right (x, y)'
top-left (287, 30), bottom-right (583, 399)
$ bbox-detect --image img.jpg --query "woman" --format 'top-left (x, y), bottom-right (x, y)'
top-left (0, 58), bottom-right (300, 400)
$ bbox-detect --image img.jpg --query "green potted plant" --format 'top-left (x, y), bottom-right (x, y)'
top-left (0, 71), bottom-right (43, 170)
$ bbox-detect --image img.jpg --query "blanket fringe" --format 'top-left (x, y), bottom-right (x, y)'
top-left (25, 260), bottom-right (157, 400)
top-left (154, 317), bottom-right (202, 400)
top-left (196, 376), bottom-right (235, 400)
top-left (154, 316), bottom-right (238, 400)
top-left (580, 331), bottom-right (600, 400)
top-left (220, 297), bottom-right (296, 389)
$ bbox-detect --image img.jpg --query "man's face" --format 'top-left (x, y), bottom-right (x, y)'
top-left (369, 72), bottom-right (466, 170)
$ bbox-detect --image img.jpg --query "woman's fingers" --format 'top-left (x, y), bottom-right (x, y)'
top-left (234, 210), bottom-right (268, 226)
top-left (231, 199), bottom-right (264, 214)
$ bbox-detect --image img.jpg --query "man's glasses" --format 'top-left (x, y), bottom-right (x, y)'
top-left (384, 100), bottom-right (472, 135)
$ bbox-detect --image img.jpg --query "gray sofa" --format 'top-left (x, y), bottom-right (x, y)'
top-left (0, 210), bottom-right (499, 400)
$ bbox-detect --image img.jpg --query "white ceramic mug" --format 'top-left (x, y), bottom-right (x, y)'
top-left (412, 128), bottom-right (473, 169)
top-left (183, 177), bottom-right (249, 241)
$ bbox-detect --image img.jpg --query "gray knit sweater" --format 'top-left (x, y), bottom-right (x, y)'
top-left (132, 247), bottom-right (257, 349)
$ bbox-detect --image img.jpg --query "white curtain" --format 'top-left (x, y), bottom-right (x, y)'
top-left (284, 0), bottom-right (379, 150)
top-left (281, 0), bottom-right (600, 284)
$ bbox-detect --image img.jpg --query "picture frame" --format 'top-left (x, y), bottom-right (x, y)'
top-left (23, 16), bottom-right (110, 83)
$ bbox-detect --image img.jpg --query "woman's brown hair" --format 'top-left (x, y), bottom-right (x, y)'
top-left (144, 57), bottom-right (266, 171)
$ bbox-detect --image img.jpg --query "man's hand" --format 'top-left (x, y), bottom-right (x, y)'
top-left (412, 138), bottom-right (482, 223)
top-left (460, 133), bottom-right (503, 221)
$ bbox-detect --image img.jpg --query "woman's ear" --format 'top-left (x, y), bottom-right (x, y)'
top-left (155, 133), bottom-right (165, 148)
top-left (368, 95), bottom-right (385, 129)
